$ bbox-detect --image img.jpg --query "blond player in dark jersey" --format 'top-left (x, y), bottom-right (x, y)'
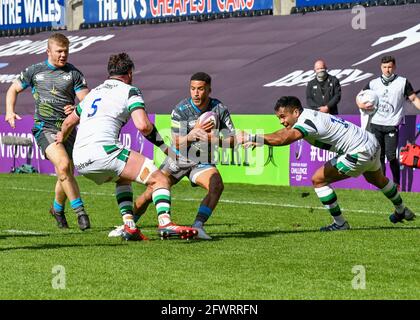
top-left (5, 33), bottom-right (90, 230)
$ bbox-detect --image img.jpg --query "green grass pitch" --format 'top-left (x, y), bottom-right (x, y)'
top-left (0, 173), bottom-right (419, 299)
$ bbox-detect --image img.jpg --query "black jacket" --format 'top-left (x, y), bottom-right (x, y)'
top-left (306, 74), bottom-right (341, 115)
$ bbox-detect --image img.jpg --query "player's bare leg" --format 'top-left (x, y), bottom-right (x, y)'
top-left (193, 168), bottom-right (224, 239)
top-left (46, 143), bottom-right (90, 230)
top-left (363, 169), bottom-right (415, 223)
top-left (133, 187), bottom-right (153, 219)
top-left (49, 178), bottom-right (69, 228)
top-left (312, 162), bottom-right (351, 231)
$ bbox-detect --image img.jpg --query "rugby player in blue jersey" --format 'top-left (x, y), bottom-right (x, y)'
top-left (5, 33), bottom-right (90, 230)
top-left (110, 72), bottom-right (236, 240)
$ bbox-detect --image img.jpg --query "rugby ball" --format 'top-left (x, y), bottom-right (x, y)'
top-left (198, 111), bottom-right (219, 129)
top-left (356, 89), bottom-right (379, 115)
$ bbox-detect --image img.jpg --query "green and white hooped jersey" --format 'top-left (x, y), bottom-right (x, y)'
top-left (293, 109), bottom-right (378, 155)
top-left (74, 79), bottom-right (145, 150)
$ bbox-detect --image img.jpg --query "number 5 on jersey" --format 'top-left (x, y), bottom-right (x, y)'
top-left (88, 98), bottom-right (102, 117)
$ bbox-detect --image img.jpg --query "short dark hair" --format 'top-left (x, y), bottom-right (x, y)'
top-left (108, 53), bottom-right (134, 76)
top-left (274, 96), bottom-right (303, 112)
top-left (190, 72), bottom-right (211, 85)
top-left (381, 55), bottom-right (396, 65)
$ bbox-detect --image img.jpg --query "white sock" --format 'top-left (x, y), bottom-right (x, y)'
top-left (123, 214), bottom-right (136, 229)
top-left (158, 213), bottom-right (171, 226)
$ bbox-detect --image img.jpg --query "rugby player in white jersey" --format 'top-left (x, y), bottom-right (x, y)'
top-left (56, 53), bottom-right (197, 240)
top-left (237, 96), bottom-right (415, 231)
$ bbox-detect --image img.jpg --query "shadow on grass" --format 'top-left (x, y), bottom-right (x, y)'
top-left (212, 225), bottom-right (420, 240)
top-left (0, 233), bottom-right (50, 239)
top-left (0, 242), bottom-right (126, 252)
top-left (2, 224), bottom-right (418, 245)
top-left (0, 227), bottom-right (115, 238)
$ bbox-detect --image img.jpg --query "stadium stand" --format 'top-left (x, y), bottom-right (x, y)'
top-left (1, 5), bottom-right (419, 115)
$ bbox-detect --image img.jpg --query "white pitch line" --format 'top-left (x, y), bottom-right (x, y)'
top-left (3, 229), bottom-right (46, 235)
top-left (3, 186), bottom-right (113, 197)
top-left (0, 186), bottom-right (379, 214)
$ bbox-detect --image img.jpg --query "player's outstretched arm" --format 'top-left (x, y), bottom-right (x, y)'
top-left (238, 128), bottom-right (303, 148)
top-left (261, 128), bottom-right (303, 146)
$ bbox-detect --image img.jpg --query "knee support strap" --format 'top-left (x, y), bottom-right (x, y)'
top-left (135, 158), bottom-right (157, 184)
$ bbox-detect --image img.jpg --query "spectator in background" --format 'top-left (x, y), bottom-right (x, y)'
top-left (356, 55), bottom-right (420, 188)
top-left (306, 59), bottom-right (341, 115)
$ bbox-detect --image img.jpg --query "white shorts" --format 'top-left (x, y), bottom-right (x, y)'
top-left (73, 144), bottom-right (130, 185)
top-left (330, 146), bottom-right (381, 177)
